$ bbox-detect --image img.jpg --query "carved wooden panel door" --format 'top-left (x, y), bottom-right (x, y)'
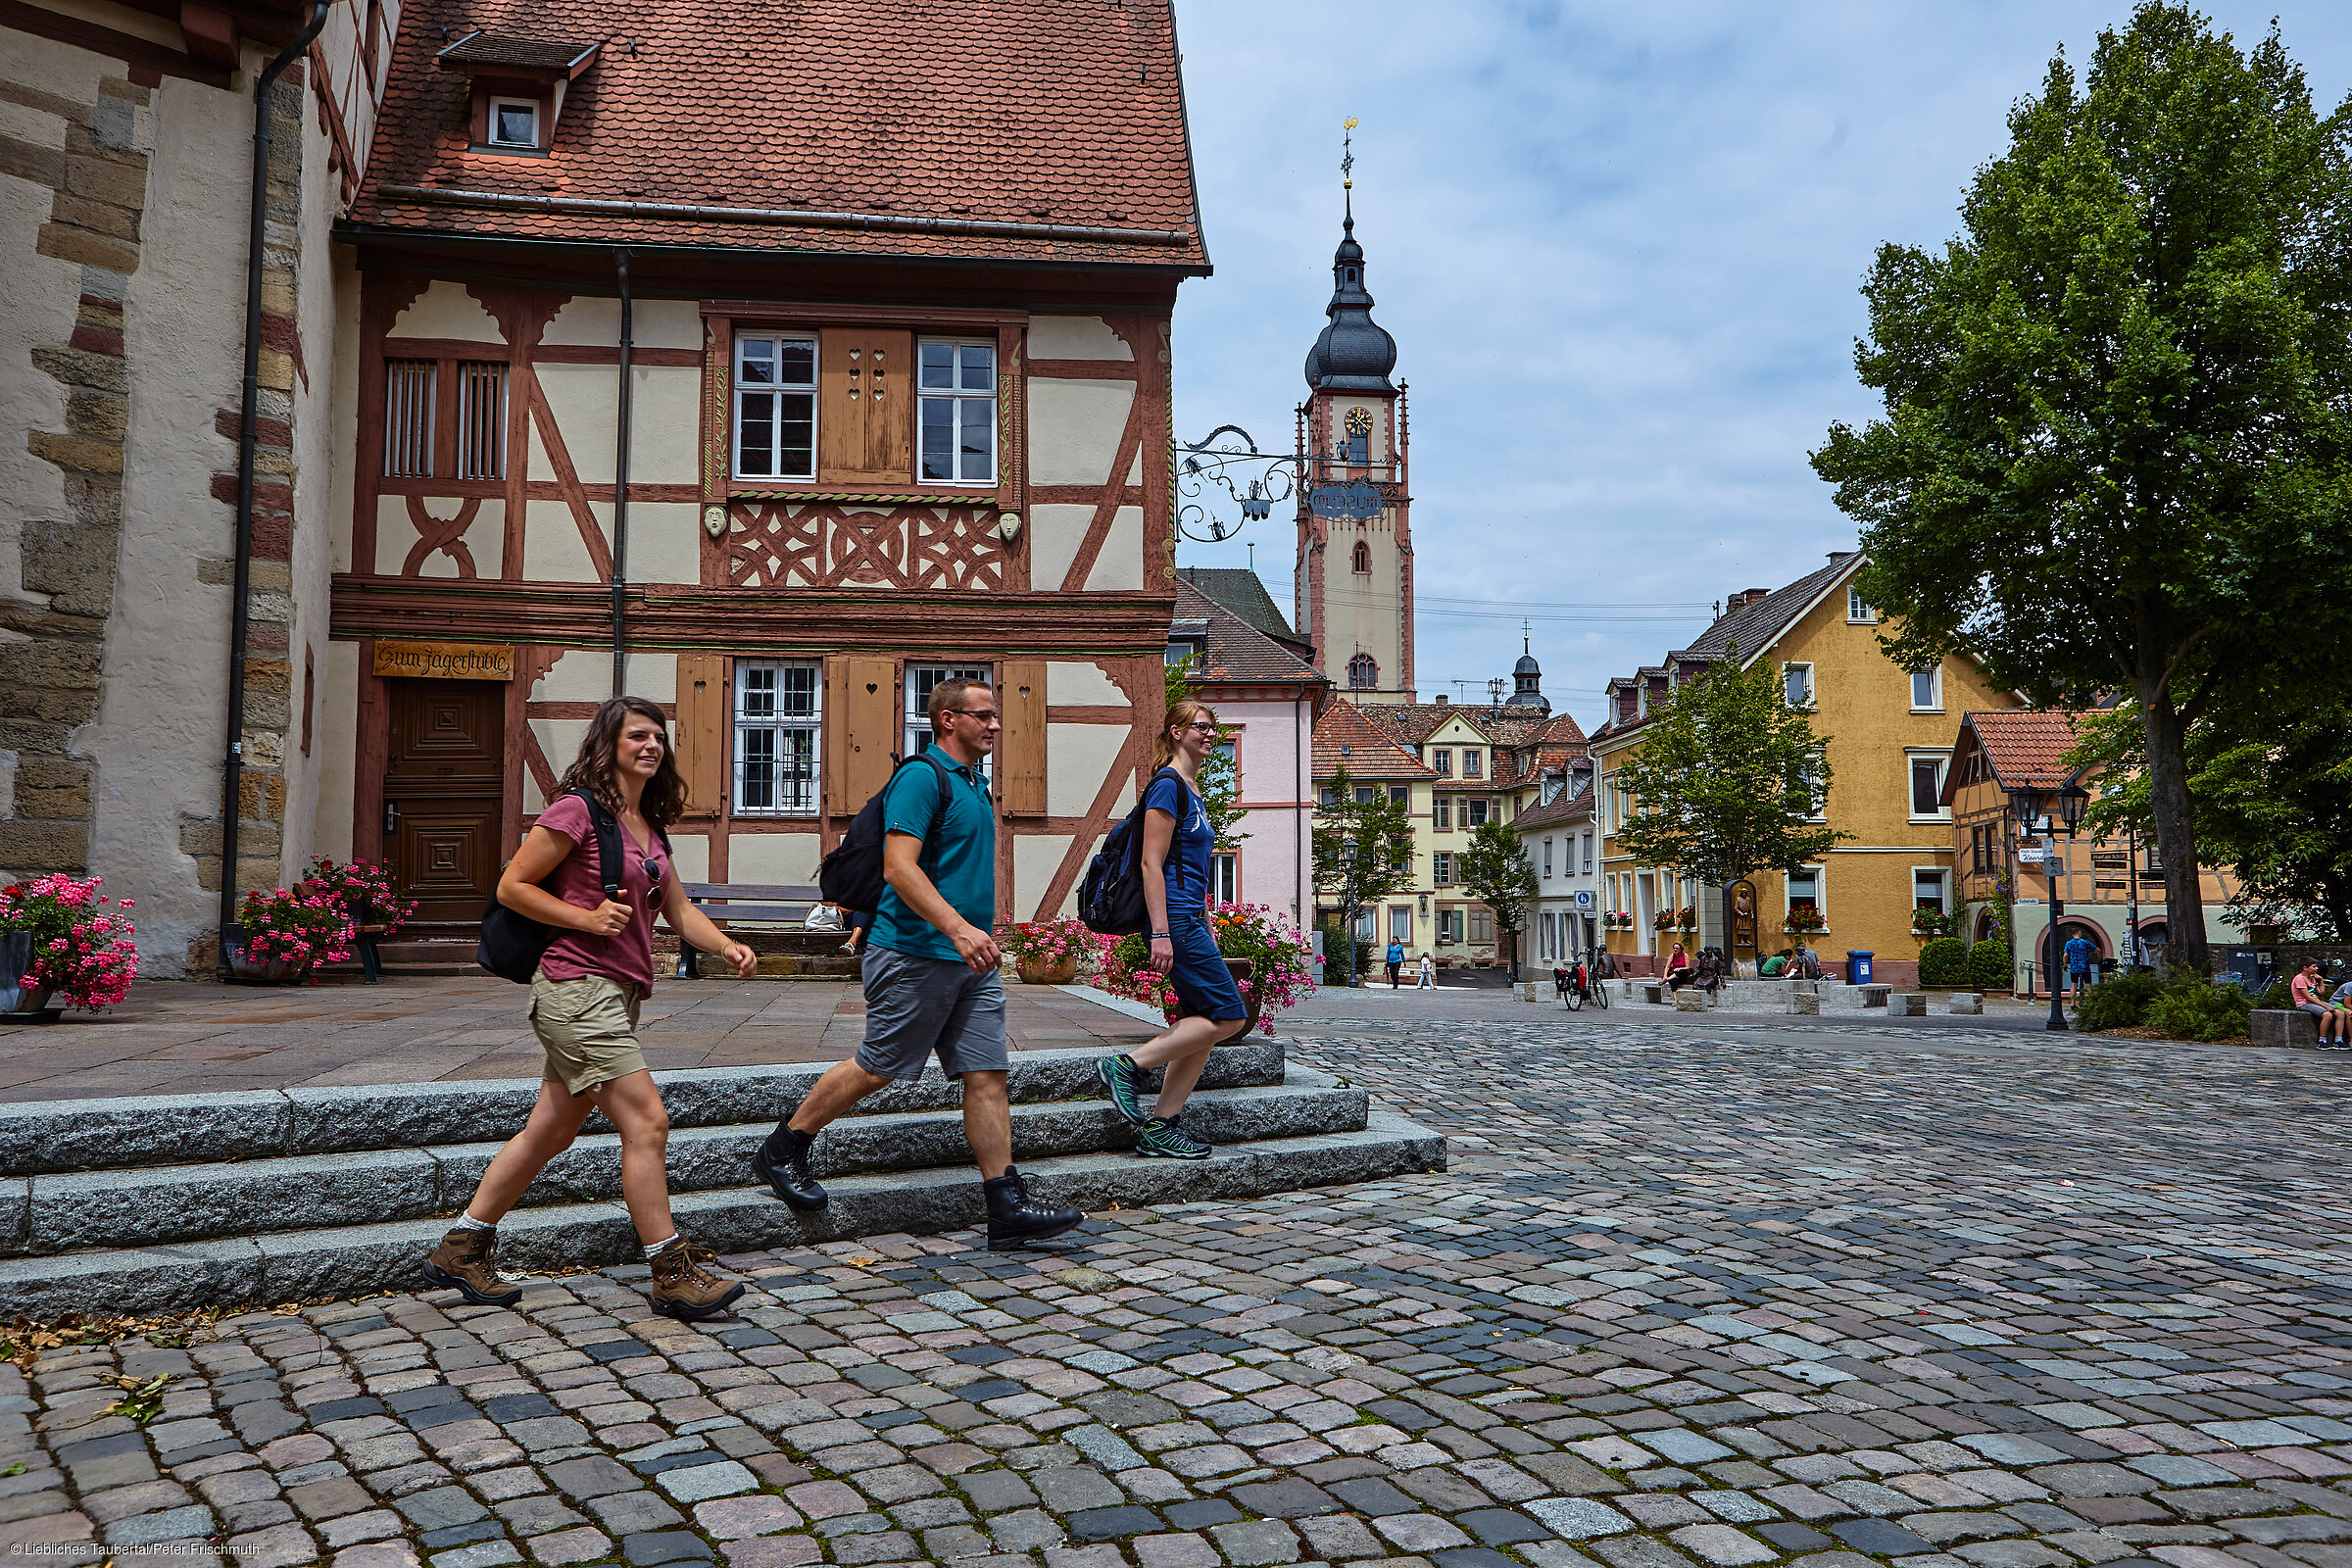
top-left (384, 678), bottom-right (507, 925)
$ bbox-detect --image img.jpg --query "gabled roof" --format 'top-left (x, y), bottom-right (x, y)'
top-left (1943, 710), bottom-right (2087, 805)
top-left (1313, 700), bottom-right (1438, 782)
top-left (1174, 568), bottom-right (1300, 647)
top-left (1360, 704), bottom-right (1496, 748)
top-left (1511, 788), bottom-right (1593, 832)
top-left (350, 0), bottom-right (1209, 270)
top-left (1173, 580), bottom-right (1325, 687)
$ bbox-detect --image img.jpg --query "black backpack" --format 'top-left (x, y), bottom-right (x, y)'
top-left (476, 789), bottom-right (670, 983)
top-left (817, 751), bottom-right (956, 914)
top-left (1079, 767), bottom-right (1188, 936)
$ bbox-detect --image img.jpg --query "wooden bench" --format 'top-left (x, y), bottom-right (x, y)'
top-left (675, 882), bottom-right (822, 978)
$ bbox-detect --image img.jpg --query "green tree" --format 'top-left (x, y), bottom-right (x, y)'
top-left (1811, 4), bottom-right (2352, 972)
top-left (1311, 766), bottom-right (1416, 986)
top-left (1457, 818), bottom-right (1539, 979)
top-left (1167, 655), bottom-right (1247, 851)
top-left (2074, 700), bottom-right (2352, 942)
top-left (1612, 648), bottom-right (1846, 950)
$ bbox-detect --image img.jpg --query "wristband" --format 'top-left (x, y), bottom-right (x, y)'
top-left (1150, 932), bottom-right (1170, 939)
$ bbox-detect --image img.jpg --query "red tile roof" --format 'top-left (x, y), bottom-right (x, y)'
top-left (1960, 710), bottom-right (2087, 792)
top-left (350, 0), bottom-right (1209, 270)
top-left (1313, 700), bottom-right (1438, 782)
top-left (1175, 581), bottom-right (1326, 687)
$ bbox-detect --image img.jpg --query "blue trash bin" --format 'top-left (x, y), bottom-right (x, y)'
top-left (1847, 951), bottom-right (1874, 986)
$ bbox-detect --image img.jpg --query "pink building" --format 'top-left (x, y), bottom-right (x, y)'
top-left (1169, 574), bottom-right (1330, 928)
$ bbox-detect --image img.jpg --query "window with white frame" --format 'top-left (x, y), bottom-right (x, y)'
top-left (1212, 853), bottom-right (1238, 906)
top-left (1438, 908), bottom-right (1463, 944)
top-left (1542, 911), bottom-right (1556, 959)
top-left (905, 664), bottom-right (992, 765)
top-left (1433, 851), bottom-right (1454, 885)
top-left (1389, 906), bottom-right (1411, 945)
top-left (1388, 783), bottom-right (1408, 805)
top-left (734, 335), bottom-right (817, 479)
top-left (733, 661), bottom-right (820, 814)
top-left (1432, 748), bottom-right (1452, 776)
top-left (1543, 838), bottom-right (1554, 879)
top-left (1353, 907), bottom-right (1377, 941)
top-left (1847, 586), bottom-right (1876, 622)
top-left (1910, 665), bottom-right (1942, 711)
top-left (1787, 866), bottom-right (1821, 913)
top-left (1582, 832), bottom-right (1594, 873)
top-left (487, 96), bottom-right (539, 148)
top-left (1462, 750), bottom-right (1483, 779)
top-left (918, 341), bottom-right (996, 483)
top-left (1433, 797), bottom-right (1451, 831)
top-left (1353, 784), bottom-right (1375, 805)
top-left (1783, 662), bottom-right (1814, 708)
top-left (1913, 868), bottom-right (1948, 914)
top-left (1909, 753), bottom-right (1950, 819)
top-left (1469, 909), bottom-right (1494, 944)
top-left (1465, 798), bottom-right (1491, 828)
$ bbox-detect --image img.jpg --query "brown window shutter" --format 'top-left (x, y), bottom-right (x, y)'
top-left (818, 327), bottom-right (913, 486)
top-left (1000, 660), bottom-right (1047, 816)
top-left (825, 654), bottom-right (900, 813)
top-left (674, 654), bottom-right (725, 815)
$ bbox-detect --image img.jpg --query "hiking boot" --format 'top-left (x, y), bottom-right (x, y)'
top-left (983, 1166), bottom-right (1084, 1251)
top-left (752, 1128), bottom-right (828, 1211)
top-left (1096, 1054), bottom-right (1148, 1126)
top-left (648, 1239), bottom-right (746, 1322)
top-left (1135, 1115), bottom-right (1212, 1160)
top-left (419, 1225), bottom-right (523, 1308)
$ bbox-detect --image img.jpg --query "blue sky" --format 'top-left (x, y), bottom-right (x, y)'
top-left (1166, 0), bottom-right (2352, 732)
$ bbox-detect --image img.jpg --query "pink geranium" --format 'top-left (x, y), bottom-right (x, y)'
top-left (0, 873), bottom-right (140, 1010)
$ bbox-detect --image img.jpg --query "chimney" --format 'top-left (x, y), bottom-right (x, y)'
top-left (1433, 694), bottom-right (1447, 706)
top-left (1740, 587), bottom-right (1769, 608)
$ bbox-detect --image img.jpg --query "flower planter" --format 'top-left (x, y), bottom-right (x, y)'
top-left (223, 934), bottom-right (313, 986)
top-left (1014, 956), bottom-right (1080, 986)
top-left (0, 932), bottom-right (56, 1020)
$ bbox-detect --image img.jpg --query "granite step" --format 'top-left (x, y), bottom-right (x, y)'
top-left (0, 1042), bottom-right (1287, 1175)
top-left (0, 1112), bottom-right (1446, 1320)
top-left (0, 1073), bottom-right (1367, 1257)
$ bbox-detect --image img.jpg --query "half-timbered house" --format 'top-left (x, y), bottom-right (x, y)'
top-left (317, 0), bottom-right (1208, 941)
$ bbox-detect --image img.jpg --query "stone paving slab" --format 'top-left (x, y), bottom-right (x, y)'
top-left (3, 1016), bottom-right (2347, 1568)
top-left (0, 980), bottom-right (1156, 1102)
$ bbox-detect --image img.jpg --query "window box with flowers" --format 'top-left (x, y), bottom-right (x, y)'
top-left (1677, 905), bottom-right (1698, 931)
top-left (1911, 906), bottom-right (1953, 940)
top-left (1652, 908), bottom-right (1679, 931)
top-left (996, 918), bottom-right (1100, 986)
top-left (1784, 906), bottom-right (1829, 936)
top-left (0, 874), bottom-right (139, 1018)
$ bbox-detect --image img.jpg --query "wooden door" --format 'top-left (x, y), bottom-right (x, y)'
top-left (384, 678), bottom-right (507, 924)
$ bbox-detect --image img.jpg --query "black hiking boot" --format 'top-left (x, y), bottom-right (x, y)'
top-left (752, 1127), bottom-right (829, 1212)
top-left (983, 1166), bottom-right (1084, 1250)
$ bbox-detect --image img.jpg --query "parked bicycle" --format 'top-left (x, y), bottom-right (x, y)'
top-left (1556, 951), bottom-right (1611, 1010)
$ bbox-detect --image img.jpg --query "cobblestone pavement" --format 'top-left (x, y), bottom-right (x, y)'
top-left (5, 1020), bottom-right (2348, 1568)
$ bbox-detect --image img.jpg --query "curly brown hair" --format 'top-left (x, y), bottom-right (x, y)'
top-left (554, 696), bottom-right (687, 828)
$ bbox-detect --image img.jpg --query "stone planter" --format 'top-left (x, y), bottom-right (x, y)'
top-left (1014, 956), bottom-right (1080, 986)
top-left (0, 931), bottom-right (56, 1019)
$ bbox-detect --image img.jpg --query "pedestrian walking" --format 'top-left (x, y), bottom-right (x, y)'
top-left (1385, 939), bottom-right (1404, 989)
top-left (2063, 930), bottom-right (2095, 999)
top-left (1095, 698), bottom-right (1249, 1160)
top-left (421, 697), bottom-right (760, 1321)
top-left (1415, 953), bottom-right (1435, 990)
top-left (749, 677), bottom-right (1082, 1249)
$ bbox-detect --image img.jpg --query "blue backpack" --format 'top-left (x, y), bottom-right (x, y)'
top-left (1079, 767), bottom-right (1188, 935)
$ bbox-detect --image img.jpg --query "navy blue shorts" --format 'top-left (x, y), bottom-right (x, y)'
top-left (1166, 909), bottom-right (1246, 1023)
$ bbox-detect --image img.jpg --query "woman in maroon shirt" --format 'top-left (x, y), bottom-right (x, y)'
top-left (421, 697), bottom-right (760, 1321)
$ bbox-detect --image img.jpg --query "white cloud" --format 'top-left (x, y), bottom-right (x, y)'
top-left (1170, 0), bottom-right (2352, 727)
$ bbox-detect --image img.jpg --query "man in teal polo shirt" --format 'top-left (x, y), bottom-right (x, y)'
top-left (751, 676), bottom-right (1082, 1250)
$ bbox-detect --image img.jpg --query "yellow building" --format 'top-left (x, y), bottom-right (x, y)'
top-left (1589, 552), bottom-right (2020, 987)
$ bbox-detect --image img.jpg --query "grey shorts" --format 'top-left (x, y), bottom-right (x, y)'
top-left (857, 946), bottom-right (1009, 1080)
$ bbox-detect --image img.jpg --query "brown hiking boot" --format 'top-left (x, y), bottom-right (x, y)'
top-left (648, 1239), bottom-right (746, 1322)
top-left (420, 1225), bottom-right (523, 1308)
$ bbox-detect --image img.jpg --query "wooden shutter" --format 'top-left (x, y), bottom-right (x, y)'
top-left (818, 327), bottom-right (913, 485)
top-left (825, 655), bottom-right (900, 813)
top-left (999, 660), bottom-right (1047, 816)
top-left (674, 654), bottom-right (725, 816)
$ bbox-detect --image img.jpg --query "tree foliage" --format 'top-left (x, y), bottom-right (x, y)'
top-left (1811, 3), bottom-right (2352, 971)
top-left (1457, 818), bottom-right (1539, 964)
top-left (2073, 699), bottom-right (2352, 942)
top-left (1611, 649), bottom-right (1847, 917)
top-left (1166, 656), bottom-right (1247, 851)
top-left (1310, 766), bottom-right (1416, 984)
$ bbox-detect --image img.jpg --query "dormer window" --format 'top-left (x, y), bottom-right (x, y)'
top-left (488, 96), bottom-right (539, 148)
top-left (436, 30), bottom-right (600, 158)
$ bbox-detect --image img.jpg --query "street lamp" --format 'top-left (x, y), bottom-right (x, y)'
top-left (2012, 780), bottom-right (2090, 1031)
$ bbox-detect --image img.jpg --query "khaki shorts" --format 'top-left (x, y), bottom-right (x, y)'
top-left (530, 970), bottom-right (648, 1096)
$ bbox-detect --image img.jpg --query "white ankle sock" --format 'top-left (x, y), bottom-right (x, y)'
top-left (644, 1234), bottom-right (680, 1259)
top-left (454, 1212), bottom-right (495, 1233)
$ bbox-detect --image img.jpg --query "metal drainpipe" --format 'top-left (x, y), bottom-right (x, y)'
top-left (218, 0), bottom-right (331, 978)
top-left (611, 249), bottom-right (633, 695)
top-left (1294, 693), bottom-right (1305, 939)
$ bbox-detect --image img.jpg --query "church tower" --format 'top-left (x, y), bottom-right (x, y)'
top-left (1295, 128), bottom-right (1412, 703)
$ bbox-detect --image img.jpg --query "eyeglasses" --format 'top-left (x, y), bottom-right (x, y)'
top-left (946, 709), bottom-right (1003, 726)
top-left (1180, 721), bottom-right (1218, 734)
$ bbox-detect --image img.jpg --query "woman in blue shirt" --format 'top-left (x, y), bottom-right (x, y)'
top-left (1096, 698), bottom-right (1247, 1159)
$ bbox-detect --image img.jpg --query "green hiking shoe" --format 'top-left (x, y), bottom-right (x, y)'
top-left (1096, 1054), bottom-right (1147, 1126)
top-left (1135, 1115), bottom-right (1211, 1160)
